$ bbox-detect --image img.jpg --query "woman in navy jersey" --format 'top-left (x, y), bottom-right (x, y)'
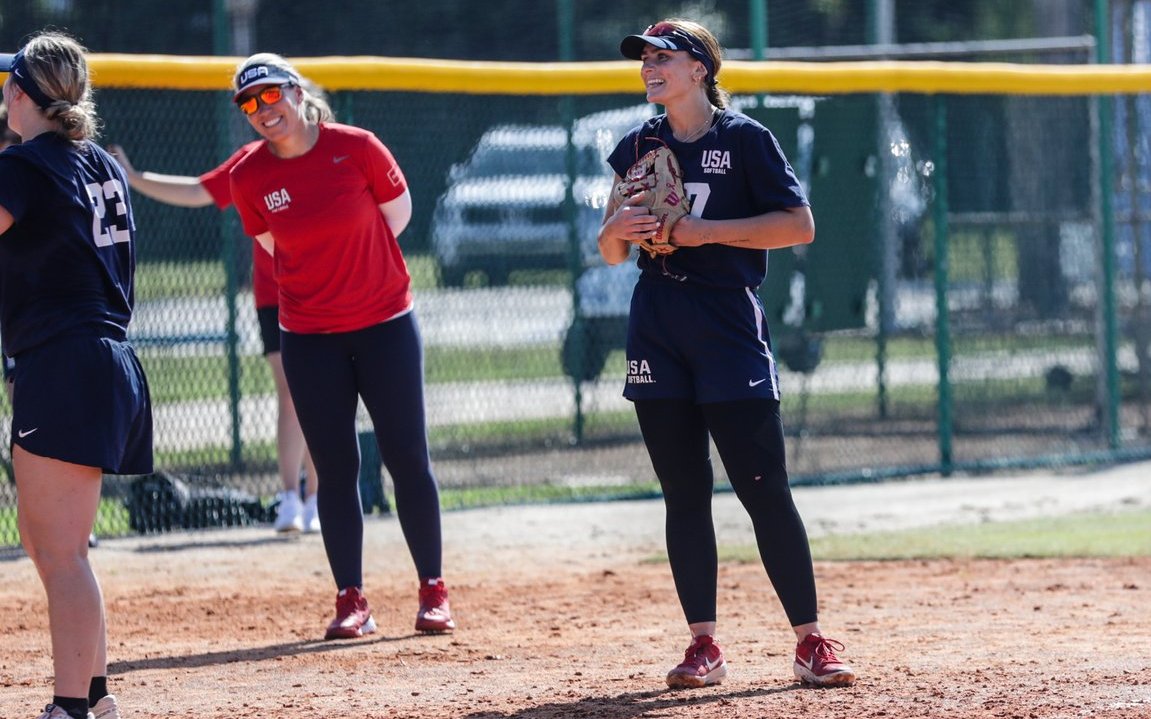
top-left (598, 18), bottom-right (856, 691)
top-left (227, 53), bottom-right (454, 639)
top-left (0, 31), bottom-right (150, 719)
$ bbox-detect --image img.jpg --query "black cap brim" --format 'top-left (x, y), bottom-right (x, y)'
top-left (0, 53), bottom-right (17, 73)
top-left (620, 34), bottom-right (683, 60)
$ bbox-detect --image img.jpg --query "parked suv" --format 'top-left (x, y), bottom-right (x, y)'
top-left (430, 105), bottom-right (655, 287)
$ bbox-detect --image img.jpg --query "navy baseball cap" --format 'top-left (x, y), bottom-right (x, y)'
top-left (0, 48), bottom-right (56, 109)
top-left (620, 23), bottom-right (716, 81)
top-left (233, 55), bottom-right (301, 99)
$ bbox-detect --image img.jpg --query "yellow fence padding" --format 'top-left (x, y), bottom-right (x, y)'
top-left (71, 54), bottom-right (1151, 96)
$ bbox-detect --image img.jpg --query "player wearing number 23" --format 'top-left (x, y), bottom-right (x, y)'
top-left (0, 29), bottom-right (152, 719)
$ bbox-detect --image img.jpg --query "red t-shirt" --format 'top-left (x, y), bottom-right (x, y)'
top-left (230, 123), bottom-right (411, 334)
top-left (200, 141), bottom-right (278, 309)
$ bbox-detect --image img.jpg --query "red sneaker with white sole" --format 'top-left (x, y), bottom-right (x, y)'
top-left (415, 577), bottom-right (456, 633)
top-left (794, 633), bottom-right (856, 687)
top-left (324, 586), bottom-right (377, 640)
top-left (666, 634), bottom-right (727, 689)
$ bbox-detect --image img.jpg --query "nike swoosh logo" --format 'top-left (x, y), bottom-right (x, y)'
top-left (333, 155), bottom-right (349, 163)
top-left (748, 378), bottom-right (767, 387)
top-left (798, 655), bottom-right (815, 671)
top-left (17, 428), bottom-right (38, 438)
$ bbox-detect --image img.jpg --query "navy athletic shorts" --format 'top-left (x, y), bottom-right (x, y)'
top-left (11, 333), bottom-right (153, 474)
top-left (624, 279), bottom-right (782, 404)
top-left (257, 305), bottom-right (280, 355)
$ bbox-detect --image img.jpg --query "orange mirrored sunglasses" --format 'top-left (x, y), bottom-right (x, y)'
top-left (235, 83), bottom-right (291, 115)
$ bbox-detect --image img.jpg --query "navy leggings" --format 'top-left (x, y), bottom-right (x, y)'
top-left (281, 312), bottom-right (442, 589)
top-left (634, 397), bottom-right (818, 627)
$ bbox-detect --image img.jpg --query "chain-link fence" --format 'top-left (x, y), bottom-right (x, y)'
top-left (1, 0), bottom-right (1149, 547)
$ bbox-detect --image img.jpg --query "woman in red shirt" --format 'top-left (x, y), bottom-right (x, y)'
top-left (110, 141), bottom-right (321, 535)
top-left (228, 53), bottom-right (454, 639)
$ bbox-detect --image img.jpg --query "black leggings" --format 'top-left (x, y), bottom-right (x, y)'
top-left (634, 398), bottom-right (818, 627)
top-left (281, 313), bottom-right (442, 590)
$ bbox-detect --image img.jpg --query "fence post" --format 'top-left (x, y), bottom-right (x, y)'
top-left (1094, 0), bottom-right (1121, 449)
top-left (871, 0), bottom-right (897, 421)
top-left (558, 0), bottom-right (585, 443)
top-left (212, 0), bottom-right (245, 470)
top-left (932, 95), bottom-right (953, 475)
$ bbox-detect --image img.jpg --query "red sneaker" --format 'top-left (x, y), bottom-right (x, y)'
top-left (794, 633), bottom-right (856, 687)
top-left (324, 587), bottom-right (377, 640)
top-left (415, 577), bottom-right (456, 633)
top-left (666, 634), bottom-right (727, 689)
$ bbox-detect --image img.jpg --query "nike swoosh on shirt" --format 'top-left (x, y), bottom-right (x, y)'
top-left (748, 378), bottom-right (767, 387)
top-left (332, 155), bottom-right (349, 163)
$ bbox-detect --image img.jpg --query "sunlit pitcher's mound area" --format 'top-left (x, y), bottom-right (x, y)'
top-left (2, 468), bottom-right (1147, 719)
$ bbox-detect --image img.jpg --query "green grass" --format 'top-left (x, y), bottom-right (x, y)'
top-left (714, 509), bottom-right (1151, 563)
top-left (152, 442), bottom-right (276, 473)
top-left (820, 333), bottom-right (1091, 364)
top-left (429, 408), bottom-right (639, 448)
top-left (139, 354), bottom-right (275, 404)
top-left (135, 260), bottom-right (226, 301)
top-left (405, 254), bottom-right (440, 291)
top-left (134, 254), bottom-right (440, 304)
top-left (93, 498), bottom-right (132, 537)
top-left (133, 343), bottom-right (1093, 415)
top-left (425, 345), bottom-right (564, 383)
top-left (137, 346), bottom-right (563, 404)
top-left (0, 497), bottom-right (137, 541)
top-left (123, 255), bottom-right (1127, 463)
top-left (949, 229), bottom-right (1020, 284)
top-left (131, 254), bottom-right (1101, 406)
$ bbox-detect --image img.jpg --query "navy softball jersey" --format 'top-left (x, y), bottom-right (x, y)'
top-left (0, 133), bottom-right (152, 474)
top-left (0, 134), bottom-right (136, 353)
top-left (607, 109), bottom-right (808, 404)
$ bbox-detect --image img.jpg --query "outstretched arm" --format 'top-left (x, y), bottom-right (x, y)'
top-left (108, 145), bottom-right (214, 208)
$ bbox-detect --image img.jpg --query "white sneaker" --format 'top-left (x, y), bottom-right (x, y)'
top-left (92, 695), bottom-right (121, 719)
top-left (274, 491), bottom-right (303, 533)
top-left (302, 494), bottom-right (321, 533)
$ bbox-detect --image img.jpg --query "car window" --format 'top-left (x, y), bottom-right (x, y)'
top-left (462, 140), bottom-right (609, 178)
top-left (467, 145), bottom-right (565, 177)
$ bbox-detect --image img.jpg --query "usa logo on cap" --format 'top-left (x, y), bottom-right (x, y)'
top-left (239, 65), bottom-right (271, 86)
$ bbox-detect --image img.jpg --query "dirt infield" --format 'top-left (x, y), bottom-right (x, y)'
top-left (1, 465), bottom-right (1149, 719)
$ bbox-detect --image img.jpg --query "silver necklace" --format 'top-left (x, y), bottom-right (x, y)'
top-left (674, 108), bottom-right (716, 142)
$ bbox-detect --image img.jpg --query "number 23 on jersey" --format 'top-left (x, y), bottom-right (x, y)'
top-left (87, 179), bottom-right (130, 247)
